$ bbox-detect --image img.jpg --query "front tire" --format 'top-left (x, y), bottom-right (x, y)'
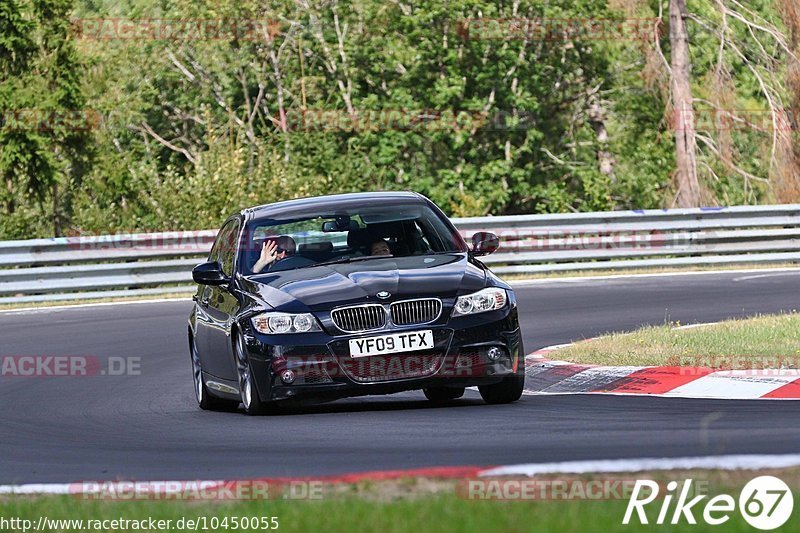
top-left (423, 386), bottom-right (465, 402)
top-left (235, 331), bottom-right (274, 415)
top-left (478, 359), bottom-right (525, 405)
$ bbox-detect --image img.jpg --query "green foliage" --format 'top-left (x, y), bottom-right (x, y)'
top-left (0, 0), bottom-right (795, 238)
top-left (0, 0), bottom-right (91, 237)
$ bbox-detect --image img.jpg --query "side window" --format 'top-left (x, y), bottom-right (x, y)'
top-left (208, 224), bottom-right (226, 262)
top-left (210, 219), bottom-right (240, 277)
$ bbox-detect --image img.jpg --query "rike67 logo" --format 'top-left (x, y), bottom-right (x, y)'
top-left (623, 476), bottom-right (794, 530)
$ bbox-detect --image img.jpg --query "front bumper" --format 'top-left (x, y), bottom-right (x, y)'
top-left (241, 306), bottom-right (522, 403)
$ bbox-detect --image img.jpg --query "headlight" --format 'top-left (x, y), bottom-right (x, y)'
top-left (452, 288), bottom-right (507, 316)
top-left (251, 312), bottom-right (322, 334)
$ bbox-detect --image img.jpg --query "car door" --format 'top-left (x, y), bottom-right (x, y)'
top-left (195, 218), bottom-right (241, 381)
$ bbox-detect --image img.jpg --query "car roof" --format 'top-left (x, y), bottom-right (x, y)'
top-left (243, 191), bottom-right (427, 220)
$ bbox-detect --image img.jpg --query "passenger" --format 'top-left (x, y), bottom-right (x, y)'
top-left (253, 235), bottom-right (296, 273)
top-left (370, 239), bottom-right (392, 256)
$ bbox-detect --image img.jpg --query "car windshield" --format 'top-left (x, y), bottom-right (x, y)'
top-left (241, 202), bottom-right (466, 274)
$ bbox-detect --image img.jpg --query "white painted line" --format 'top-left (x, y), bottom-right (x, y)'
top-left (673, 322), bottom-right (720, 330)
top-left (0, 480), bottom-right (223, 495)
top-left (733, 271), bottom-right (800, 282)
top-left (664, 371), bottom-right (799, 400)
top-left (532, 343), bottom-right (577, 353)
top-left (0, 297), bottom-right (192, 315)
top-left (509, 267), bottom-right (800, 286)
top-left (534, 360), bottom-right (583, 367)
top-left (0, 484), bottom-right (73, 495)
top-left (526, 342), bottom-right (579, 360)
top-left (479, 454), bottom-right (800, 476)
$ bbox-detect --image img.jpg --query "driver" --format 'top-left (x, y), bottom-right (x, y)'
top-left (253, 235), bottom-right (296, 273)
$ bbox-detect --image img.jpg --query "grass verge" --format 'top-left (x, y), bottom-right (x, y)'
top-left (555, 313), bottom-right (800, 367)
top-left (2, 468), bottom-right (799, 532)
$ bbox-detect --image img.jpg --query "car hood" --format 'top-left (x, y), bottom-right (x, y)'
top-left (240, 253), bottom-right (487, 311)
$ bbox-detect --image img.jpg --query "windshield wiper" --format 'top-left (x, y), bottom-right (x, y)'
top-left (311, 255), bottom-right (394, 268)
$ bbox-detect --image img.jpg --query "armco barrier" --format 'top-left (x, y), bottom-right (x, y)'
top-left (1, 205), bottom-right (799, 303)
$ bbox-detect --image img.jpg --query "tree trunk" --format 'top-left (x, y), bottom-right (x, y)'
top-left (779, 0), bottom-right (800, 201)
top-left (5, 179), bottom-right (14, 214)
top-left (588, 95), bottom-right (616, 181)
top-left (670, 0), bottom-right (701, 207)
top-left (53, 182), bottom-right (62, 237)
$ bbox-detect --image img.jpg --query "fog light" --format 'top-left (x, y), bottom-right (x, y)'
top-left (281, 369), bottom-right (296, 384)
top-left (486, 347), bottom-right (503, 361)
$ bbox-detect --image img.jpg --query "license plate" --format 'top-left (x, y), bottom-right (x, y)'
top-left (349, 330), bottom-right (434, 358)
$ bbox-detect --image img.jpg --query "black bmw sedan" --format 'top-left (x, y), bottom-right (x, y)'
top-left (189, 191), bottom-right (525, 414)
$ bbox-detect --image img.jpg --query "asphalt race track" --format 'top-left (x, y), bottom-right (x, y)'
top-left (1, 270), bottom-right (799, 484)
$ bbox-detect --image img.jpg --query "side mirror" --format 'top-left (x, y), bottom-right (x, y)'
top-left (192, 261), bottom-right (229, 286)
top-left (470, 232), bottom-right (500, 256)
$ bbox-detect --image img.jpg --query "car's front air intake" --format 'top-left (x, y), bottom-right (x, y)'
top-left (390, 298), bottom-right (442, 326)
top-left (331, 304), bottom-right (386, 332)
